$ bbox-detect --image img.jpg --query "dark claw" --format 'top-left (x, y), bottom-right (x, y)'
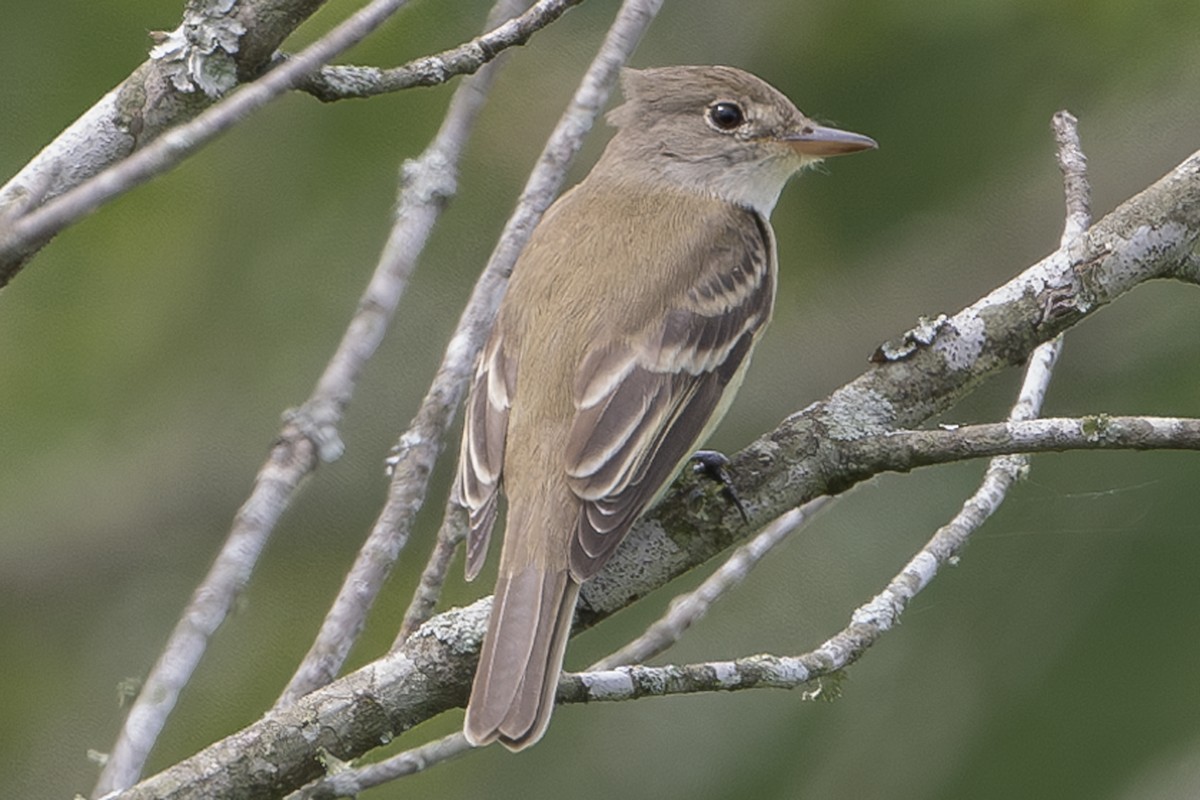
top-left (690, 450), bottom-right (750, 522)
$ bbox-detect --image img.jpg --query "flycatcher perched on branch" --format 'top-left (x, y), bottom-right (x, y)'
top-left (459, 64), bottom-right (875, 750)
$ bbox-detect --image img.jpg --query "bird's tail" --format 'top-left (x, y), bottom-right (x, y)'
top-left (464, 565), bottom-right (581, 751)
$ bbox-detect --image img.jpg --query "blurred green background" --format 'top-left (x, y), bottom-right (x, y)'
top-left (3, 1), bottom-right (1200, 797)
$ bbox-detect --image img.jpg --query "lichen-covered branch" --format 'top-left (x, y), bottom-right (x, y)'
top-left (100, 602), bottom-right (489, 800)
top-left (106, 139), bottom-right (1200, 791)
top-left (578, 143), bottom-right (1200, 620)
top-left (0, 0), bottom-right (585, 283)
top-left (0, 0), bottom-right (324, 213)
top-left (1053, 109), bottom-right (1092, 242)
top-left (297, 0), bottom-right (584, 101)
top-left (849, 415), bottom-right (1200, 471)
top-left (0, 0), bottom-right (325, 278)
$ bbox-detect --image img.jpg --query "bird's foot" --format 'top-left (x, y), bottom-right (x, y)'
top-left (690, 450), bottom-right (749, 522)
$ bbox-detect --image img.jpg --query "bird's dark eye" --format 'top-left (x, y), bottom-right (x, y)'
top-left (708, 102), bottom-right (745, 131)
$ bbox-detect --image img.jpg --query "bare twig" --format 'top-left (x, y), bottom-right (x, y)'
top-left (393, 498), bottom-right (468, 646)
top-left (0, 0), bottom-right (326, 230)
top-left (591, 497), bottom-right (835, 671)
top-left (269, 0), bottom-right (533, 710)
top-left (1054, 110), bottom-right (1092, 242)
top-left (848, 415), bottom-right (1200, 468)
top-left (0, 0), bottom-right (584, 283)
top-left (288, 733), bottom-right (472, 799)
top-left (274, 0), bottom-right (665, 708)
top-left (853, 111), bottom-right (1091, 652)
top-left (297, 0), bottom-right (584, 101)
top-left (90, 1), bottom-right (541, 794)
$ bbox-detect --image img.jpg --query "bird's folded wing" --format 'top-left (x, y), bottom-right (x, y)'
top-left (460, 334), bottom-right (517, 581)
top-left (564, 214), bottom-right (775, 580)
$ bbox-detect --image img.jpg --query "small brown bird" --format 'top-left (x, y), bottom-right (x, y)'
top-left (459, 65), bottom-right (875, 750)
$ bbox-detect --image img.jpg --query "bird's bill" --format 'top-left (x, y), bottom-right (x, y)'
top-left (782, 124), bottom-right (877, 157)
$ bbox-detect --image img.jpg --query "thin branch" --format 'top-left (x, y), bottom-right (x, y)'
top-left (0, 0), bottom-right (326, 226)
top-left (849, 416), bottom-right (1200, 472)
top-left (1053, 110), bottom-right (1092, 242)
top-left (563, 654), bottom-right (836, 704)
top-left (566, 111), bottom-right (1091, 718)
top-left (591, 497), bottom-right (835, 671)
top-left (106, 138), bottom-right (1197, 800)
top-left (288, 733), bottom-right (472, 799)
top-left (0, 0), bottom-right (584, 283)
top-left (274, 0), bottom-right (665, 709)
top-left (105, 410), bottom-right (1200, 800)
top-left (90, 1), bottom-right (534, 793)
top-left (394, 498), bottom-right (467, 646)
top-left (91, 438), bottom-right (317, 797)
top-left (913, 109), bottom-right (1091, 562)
top-left (297, 0), bottom-right (585, 101)
top-left (840, 112), bottom-right (1091, 689)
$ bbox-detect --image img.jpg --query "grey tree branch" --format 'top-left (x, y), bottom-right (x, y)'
top-left (102, 407), bottom-right (1200, 800)
top-left (105, 132), bottom-right (1200, 792)
top-left (0, 0), bottom-right (585, 284)
top-left (394, 497), bottom-right (467, 646)
top-left (1054, 110), bottom-right (1092, 242)
top-left (90, 0), bottom-right (554, 794)
top-left (296, 0), bottom-right (584, 101)
top-left (851, 416), bottom-right (1200, 467)
top-left (273, 0), bottom-right (665, 709)
top-left (0, 0), bottom-right (324, 226)
top-left (0, 0), bottom-right (409, 284)
top-left (287, 732), bottom-right (473, 799)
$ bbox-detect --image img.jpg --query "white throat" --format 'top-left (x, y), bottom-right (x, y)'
top-left (656, 152), bottom-right (813, 217)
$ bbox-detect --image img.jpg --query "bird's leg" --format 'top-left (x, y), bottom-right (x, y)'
top-left (690, 450), bottom-right (750, 522)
